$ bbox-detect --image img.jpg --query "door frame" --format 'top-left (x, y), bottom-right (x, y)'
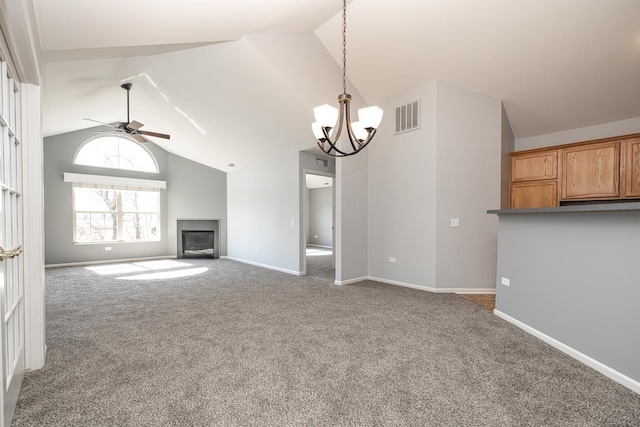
top-left (0, 4), bottom-right (46, 427)
top-left (301, 170), bottom-right (335, 276)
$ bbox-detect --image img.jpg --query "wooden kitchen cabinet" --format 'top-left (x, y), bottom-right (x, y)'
top-left (510, 181), bottom-right (557, 209)
top-left (508, 133), bottom-right (640, 209)
top-left (561, 141), bottom-right (619, 200)
top-left (511, 149), bottom-right (558, 182)
top-left (625, 138), bottom-right (640, 197)
top-left (509, 149), bottom-right (558, 208)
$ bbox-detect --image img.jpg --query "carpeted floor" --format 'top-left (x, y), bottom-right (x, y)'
top-left (12, 254), bottom-right (640, 426)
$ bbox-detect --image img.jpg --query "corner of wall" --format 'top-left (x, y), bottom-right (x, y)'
top-left (501, 104), bottom-right (515, 209)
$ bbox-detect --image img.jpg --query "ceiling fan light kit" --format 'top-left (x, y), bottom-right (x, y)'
top-left (311, 0), bottom-right (383, 157)
top-left (84, 83), bottom-right (171, 143)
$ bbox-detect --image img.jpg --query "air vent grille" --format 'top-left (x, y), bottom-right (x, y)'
top-left (315, 158), bottom-right (328, 168)
top-left (395, 100), bottom-right (420, 134)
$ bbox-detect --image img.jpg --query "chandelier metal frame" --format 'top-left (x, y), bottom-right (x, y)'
top-left (312, 0), bottom-right (383, 157)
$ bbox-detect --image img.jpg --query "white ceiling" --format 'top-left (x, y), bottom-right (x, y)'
top-left (30, 0), bottom-right (640, 172)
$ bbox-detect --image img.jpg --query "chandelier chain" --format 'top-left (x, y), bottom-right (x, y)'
top-left (311, 0), bottom-right (382, 157)
top-left (342, 0), bottom-right (347, 94)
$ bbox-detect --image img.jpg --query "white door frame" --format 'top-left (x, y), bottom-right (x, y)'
top-left (301, 170), bottom-right (335, 276)
top-left (0, 0), bottom-right (46, 375)
top-left (0, 4), bottom-right (46, 427)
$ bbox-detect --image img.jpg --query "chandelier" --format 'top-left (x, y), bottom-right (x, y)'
top-left (312, 0), bottom-right (383, 157)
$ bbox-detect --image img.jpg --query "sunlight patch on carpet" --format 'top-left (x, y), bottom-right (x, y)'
top-left (116, 267), bottom-right (208, 281)
top-left (306, 247), bottom-right (332, 257)
top-left (87, 260), bottom-right (196, 278)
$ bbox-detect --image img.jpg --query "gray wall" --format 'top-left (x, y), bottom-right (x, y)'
top-left (335, 152), bottom-right (369, 283)
top-left (501, 104), bottom-right (515, 209)
top-left (227, 152), bottom-right (301, 273)
top-left (515, 117), bottom-right (640, 151)
top-left (308, 187), bottom-right (332, 247)
top-left (165, 153), bottom-right (227, 257)
top-left (226, 150), bottom-right (335, 275)
top-left (44, 127), bottom-right (227, 265)
top-left (434, 81), bottom-right (501, 289)
top-left (367, 79), bottom-right (502, 290)
top-left (367, 81), bottom-right (437, 287)
top-left (494, 212), bottom-right (640, 384)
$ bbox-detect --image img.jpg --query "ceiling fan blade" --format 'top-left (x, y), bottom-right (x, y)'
top-left (128, 120), bottom-right (144, 130)
top-left (131, 133), bottom-right (149, 143)
top-left (83, 118), bottom-right (116, 128)
top-left (138, 129), bottom-right (171, 140)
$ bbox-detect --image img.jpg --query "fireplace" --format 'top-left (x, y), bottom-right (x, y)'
top-left (177, 219), bottom-right (220, 259)
top-left (181, 230), bottom-right (214, 258)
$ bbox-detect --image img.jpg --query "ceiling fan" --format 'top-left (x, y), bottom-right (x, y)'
top-left (84, 83), bottom-right (171, 143)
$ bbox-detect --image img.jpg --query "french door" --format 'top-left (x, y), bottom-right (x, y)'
top-left (0, 59), bottom-right (25, 426)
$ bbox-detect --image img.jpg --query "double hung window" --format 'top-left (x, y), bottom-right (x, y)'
top-left (73, 186), bottom-right (159, 242)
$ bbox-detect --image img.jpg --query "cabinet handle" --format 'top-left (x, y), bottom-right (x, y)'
top-left (0, 245), bottom-right (23, 261)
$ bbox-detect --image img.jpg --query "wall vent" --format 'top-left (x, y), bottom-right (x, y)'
top-left (315, 158), bottom-right (328, 168)
top-left (395, 100), bottom-right (420, 134)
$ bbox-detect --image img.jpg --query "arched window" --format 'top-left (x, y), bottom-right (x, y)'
top-left (74, 134), bottom-right (159, 173)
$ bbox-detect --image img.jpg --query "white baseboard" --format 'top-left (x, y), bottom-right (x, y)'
top-left (225, 257), bottom-right (303, 276)
top-left (45, 255), bottom-right (176, 269)
top-left (334, 276), bottom-right (368, 286)
top-left (454, 289), bottom-right (496, 295)
top-left (367, 276), bottom-right (495, 294)
top-left (494, 310), bottom-right (640, 395)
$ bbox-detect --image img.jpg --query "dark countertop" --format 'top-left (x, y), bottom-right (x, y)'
top-left (488, 202), bottom-right (640, 215)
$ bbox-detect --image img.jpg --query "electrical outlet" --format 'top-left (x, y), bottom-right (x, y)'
top-left (501, 277), bottom-right (510, 287)
top-left (389, 257), bottom-right (396, 263)
top-left (450, 218), bottom-right (460, 227)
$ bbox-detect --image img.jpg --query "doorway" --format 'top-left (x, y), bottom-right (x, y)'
top-left (303, 172), bottom-right (335, 279)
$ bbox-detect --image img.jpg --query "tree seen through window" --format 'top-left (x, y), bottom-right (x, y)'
top-left (72, 134), bottom-right (161, 243)
top-left (74, 187), bottom-right (159, 242)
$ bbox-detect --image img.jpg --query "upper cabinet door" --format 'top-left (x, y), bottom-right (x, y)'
top-left (561, 141), bottom-right (620, 200)
top-left (511, 150), bottom-right (558, 182)
top-left (510, 181), bottom-right (558, 209)
top-left (625, 138), bottom-right (640, 198)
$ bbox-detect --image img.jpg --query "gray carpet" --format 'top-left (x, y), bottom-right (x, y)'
top-left (12, 254), bottom-right (640, 426)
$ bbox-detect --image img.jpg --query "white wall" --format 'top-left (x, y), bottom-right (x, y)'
top-left (516, 117), bottom-right (640, 151)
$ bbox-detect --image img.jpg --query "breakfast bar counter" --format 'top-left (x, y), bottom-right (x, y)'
top-left (488, 202), bottom-right (640, 393)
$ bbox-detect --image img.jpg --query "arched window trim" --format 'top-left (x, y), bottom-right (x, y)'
top-left (73, 133), bottom-right (160, 174)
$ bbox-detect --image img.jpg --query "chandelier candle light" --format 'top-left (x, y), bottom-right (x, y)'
top-left (312, 0), bottom-right (383, 157)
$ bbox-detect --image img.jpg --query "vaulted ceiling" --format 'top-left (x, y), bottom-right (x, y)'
top-left (30, 0), bottom-right (640, 172)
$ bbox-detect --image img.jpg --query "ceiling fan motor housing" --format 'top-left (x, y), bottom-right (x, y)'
top-left (84, 82), bottom-right (170, 142)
